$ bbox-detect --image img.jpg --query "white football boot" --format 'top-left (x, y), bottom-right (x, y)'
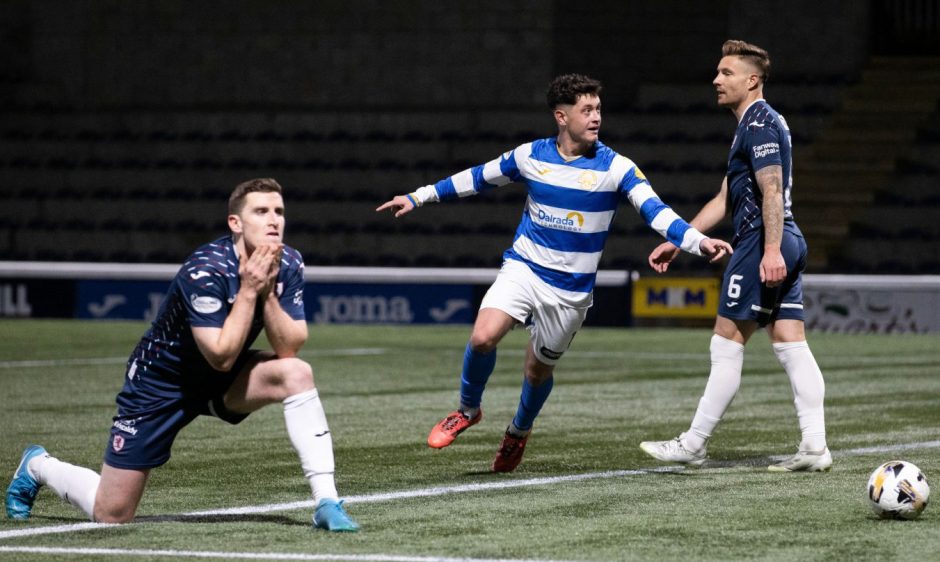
top-left (639, 432), bottom-right (706, 467)
top-left (768, 448), bottom-right (832, 472)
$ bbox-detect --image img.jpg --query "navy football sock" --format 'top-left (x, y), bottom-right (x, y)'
top-left (459, 342), bottom-right (496, 411)
top-left (511, 375), bottom-right (554, 432)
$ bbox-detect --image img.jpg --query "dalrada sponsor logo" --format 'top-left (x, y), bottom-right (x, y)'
top-left (536, 209), bottom-right (584, 231)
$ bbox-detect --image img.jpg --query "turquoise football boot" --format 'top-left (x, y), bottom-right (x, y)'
top-left (313, 498), bottom-right (360, 532)
top-left (6, 445), bottom-right (47, 520)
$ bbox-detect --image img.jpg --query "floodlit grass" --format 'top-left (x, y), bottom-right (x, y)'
top-left (1, 319), bottom-right (938, 561)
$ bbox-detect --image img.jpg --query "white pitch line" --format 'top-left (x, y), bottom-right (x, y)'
top-left (766, 439), bottom-right (940, 462)
top-left (0, 467), bottom-right (686, 541)
top-left (185, 466), bottom-right (682, 517)
top-left (0, 521), bottom-right (117, 540)
top-left (0, 348), bottom-right (387, 370)
top-left (0, 546), bottom-right (580, 562)
top-left (833, 439), bottom-right (940, 458)
top-left (3, 439), bottom-right (940, 542)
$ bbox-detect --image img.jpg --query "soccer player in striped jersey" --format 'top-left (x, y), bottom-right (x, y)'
top-left (377, 74), bottom-right (733, 472)
top-left (639, 41), bottom-right (831, 472)
top-left (7, 179), bottom-right (359, 531)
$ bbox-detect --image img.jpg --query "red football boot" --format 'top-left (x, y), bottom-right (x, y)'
top-left (491, 428), bottom-right (529, 473)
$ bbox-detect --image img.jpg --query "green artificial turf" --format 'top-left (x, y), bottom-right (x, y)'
top-left (1, 320), bottom-right (937, 561)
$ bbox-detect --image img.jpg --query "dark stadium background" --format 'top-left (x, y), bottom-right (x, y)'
top-left (1, 0), bottom-right (937, 327)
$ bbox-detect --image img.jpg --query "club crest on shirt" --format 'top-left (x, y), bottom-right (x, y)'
top-left (578, 170), bottom-right (597, 189)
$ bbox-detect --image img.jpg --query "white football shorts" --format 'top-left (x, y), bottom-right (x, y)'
top-left (479, 259), bottom-right (589, 365)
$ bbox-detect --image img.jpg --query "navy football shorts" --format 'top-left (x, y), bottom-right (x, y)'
top-left (718, 224), bottom-right (807, 327)
top-left (103, 351), bottom-right (259, 470)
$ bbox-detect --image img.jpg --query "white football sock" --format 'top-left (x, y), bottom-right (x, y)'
top-left (773, 341), bottom-right (827, 451)
top-left (283, 389), bottom-right (338, 504)
top-left (508, 421), bottom-right (529, 438)
top-left (29, 454), bottom-right (99, 519)
top-left (684, 334), bottom-right (745, 452)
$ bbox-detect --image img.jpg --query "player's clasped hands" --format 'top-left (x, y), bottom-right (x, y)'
top-left (376, 195), bottom-right (416, 218)
top-left (240, 243), bottom-right (283, 297)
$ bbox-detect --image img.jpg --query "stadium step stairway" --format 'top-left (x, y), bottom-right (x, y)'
top-left (795, 55), bottom-right (940, 272)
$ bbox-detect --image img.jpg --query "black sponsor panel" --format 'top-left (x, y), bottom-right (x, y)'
top-left (0, 278), bottom-right (77, 318)
top-left (586, 285), bottom-right (632, 327)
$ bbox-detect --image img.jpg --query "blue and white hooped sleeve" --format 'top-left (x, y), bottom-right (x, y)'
top-left (616, 156), bottom-right (706, 256)
top-left (410, 146), bottom-right (523, 205)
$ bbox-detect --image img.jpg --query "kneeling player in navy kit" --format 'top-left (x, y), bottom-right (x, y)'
top-left (6, 178), bottom-right (360, 531)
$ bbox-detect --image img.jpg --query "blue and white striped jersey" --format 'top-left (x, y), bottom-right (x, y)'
top-left (415, 138), bottom-right (706, 304)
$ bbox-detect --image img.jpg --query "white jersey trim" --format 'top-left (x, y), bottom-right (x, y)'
top-left (511, 234), bottom-right (601, 274)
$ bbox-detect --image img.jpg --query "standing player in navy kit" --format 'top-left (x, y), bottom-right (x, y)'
top-left (639, 41), bottom-right (831, 472)
top-left (7, 178), bottom-right (360, 531)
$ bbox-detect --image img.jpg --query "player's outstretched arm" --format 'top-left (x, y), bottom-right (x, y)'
top-left (376, 194), bottom-right (417, 218)
top-left (378, 150), bottom-right (521, 219)
top-left (646, 177), bottom-right (731, 273)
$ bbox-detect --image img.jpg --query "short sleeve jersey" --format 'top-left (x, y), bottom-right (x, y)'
top-left (121, 236), bottom-right (306, 405)
top-left (725, 99), bottom-right (794, 243)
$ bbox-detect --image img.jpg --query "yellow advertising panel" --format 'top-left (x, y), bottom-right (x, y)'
top-left (633, 277), bottom-right (720, 318)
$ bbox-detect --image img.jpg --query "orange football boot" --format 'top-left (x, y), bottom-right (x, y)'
top-left (427, 409), bottom-right (482, 449)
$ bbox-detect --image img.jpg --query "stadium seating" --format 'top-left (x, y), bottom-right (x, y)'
top-left (3, 67), bottom-right (937, 272)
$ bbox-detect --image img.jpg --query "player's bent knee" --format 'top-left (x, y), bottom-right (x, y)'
top-left (280, 357), bottom-right (315, 394)
top-left (469, 331), bottom-right (500, 353)
top-left (93, 502), bottom-right (137, 524)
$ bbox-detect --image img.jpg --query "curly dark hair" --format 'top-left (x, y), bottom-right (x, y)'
top-left (546, 74), bottom-right (603, 109)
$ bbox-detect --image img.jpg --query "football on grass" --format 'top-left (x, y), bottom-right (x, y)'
top-left (867, 460), bottom-right (930, 520)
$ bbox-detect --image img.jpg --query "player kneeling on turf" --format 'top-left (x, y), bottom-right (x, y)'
top-left (7, 178), bottom-right (359, 532)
